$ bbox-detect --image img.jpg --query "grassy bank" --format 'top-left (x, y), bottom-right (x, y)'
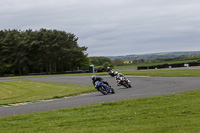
top-left (0, 90), bottom-right (200, 133)
top-left (0, 80), bottom-right (95, 106)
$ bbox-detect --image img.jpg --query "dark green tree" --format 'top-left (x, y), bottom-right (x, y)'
top-left (0, 29), bottom-right (89, 75)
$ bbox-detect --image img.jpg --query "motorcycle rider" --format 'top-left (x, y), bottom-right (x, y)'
top-left (115, 72), bottom-right (127, 85)
top-left (108, 69), bottom-right (115, 76)
top-left (91, 75), bottom-right (113, 93)
top-left (91, 75), bottom-right (110, 87)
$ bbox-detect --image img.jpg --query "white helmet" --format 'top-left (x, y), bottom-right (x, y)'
top-left (91, 75), bottom-right (96, 80)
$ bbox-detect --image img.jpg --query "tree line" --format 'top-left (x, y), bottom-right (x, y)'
top-left (90, 56), bottom-right (124, 68)
top-left (0, 29), bottom-right (90, 75)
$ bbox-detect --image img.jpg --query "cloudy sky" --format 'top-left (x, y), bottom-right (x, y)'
top-left (1, 0), bottom-right (200, 56)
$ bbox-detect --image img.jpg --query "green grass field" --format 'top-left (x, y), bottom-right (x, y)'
top-left (0, 80), bottom-right (95, 106)
top-left (0, 90), bottom-right (200, 133)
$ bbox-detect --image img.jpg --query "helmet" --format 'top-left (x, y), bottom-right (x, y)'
top-left (91, 75), bottom-right (96, 80)
top-left (115, 71), bottom-right (118, 75)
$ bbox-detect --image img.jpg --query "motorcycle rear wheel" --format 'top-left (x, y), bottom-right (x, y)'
top-left (110, 87), bottom-right (115, 94)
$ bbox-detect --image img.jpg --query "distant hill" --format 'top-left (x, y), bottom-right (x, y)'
top-left (107, 51), bottom-right (200, 61)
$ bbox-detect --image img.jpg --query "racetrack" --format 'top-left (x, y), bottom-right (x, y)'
top-left (0, 76), bottom-right (200, 117)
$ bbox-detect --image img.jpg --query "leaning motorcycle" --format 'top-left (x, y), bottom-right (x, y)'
top-left (108, 70), bottom-right (116, 77)
top-left (117, 77), bottom-right (132, 88)
top-left (95, 81), bottom-right (115, 95)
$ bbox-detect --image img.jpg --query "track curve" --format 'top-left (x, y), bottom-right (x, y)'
top-left (0, 76), bottom-right (200, 117)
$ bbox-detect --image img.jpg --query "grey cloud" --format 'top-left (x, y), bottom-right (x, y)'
top-left (0, 0), bottom-right (200, 56)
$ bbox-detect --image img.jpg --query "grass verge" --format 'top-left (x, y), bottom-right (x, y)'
top-left (0, 80), bottom-right (95, 106)
top-left (0, 90), bottom-right (200, 133)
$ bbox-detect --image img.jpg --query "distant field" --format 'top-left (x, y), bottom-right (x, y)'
top-left (120, 69), bottom-right (200, 77)
top-left (114, 59), bottom-right (198, 71)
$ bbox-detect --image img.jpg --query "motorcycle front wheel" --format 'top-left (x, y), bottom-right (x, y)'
top-left (122, 82), bottom-right (129, 88)
top-left (128, 83), bottom-right (132, 88)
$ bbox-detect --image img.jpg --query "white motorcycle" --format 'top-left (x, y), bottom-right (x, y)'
top-left (116, 77), bottom-right (132, 88)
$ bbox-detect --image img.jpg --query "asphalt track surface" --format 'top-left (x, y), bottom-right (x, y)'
top-left (0, 76), bottom-right (200, 117)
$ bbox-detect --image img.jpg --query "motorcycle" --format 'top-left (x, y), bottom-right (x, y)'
top-left (116, 77), bottom-right (132, 88)
top-left (95, 81), bottom-right (115, 95)
top-left (108, 70), bottom-right (116, 77)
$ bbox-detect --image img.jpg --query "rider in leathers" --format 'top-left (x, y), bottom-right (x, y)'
top-left (115, 72), bottom-right (127, 86)
top-left (91, 75), bottom-right (110, 87)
